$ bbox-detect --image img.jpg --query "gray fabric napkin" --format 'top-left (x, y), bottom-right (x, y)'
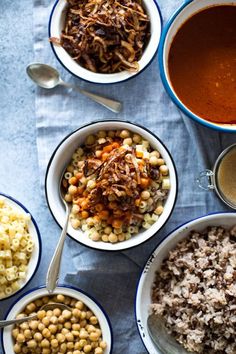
top-left (33, 0), bottom-right (236, 352)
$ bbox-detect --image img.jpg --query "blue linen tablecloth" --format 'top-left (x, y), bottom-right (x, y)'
top-left (1, 0), bottom-right (236, 353)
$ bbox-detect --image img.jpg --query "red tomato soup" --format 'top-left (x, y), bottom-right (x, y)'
top-left (168, 5), bottom-right (236, 124)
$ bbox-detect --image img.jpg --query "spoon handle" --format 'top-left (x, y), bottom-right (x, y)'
top-left (60, 81), bottom-right (122, 113)
top-left (46, 203), bottom-right (71, 294)
top-left (0, 315), bottom-right (36, 328)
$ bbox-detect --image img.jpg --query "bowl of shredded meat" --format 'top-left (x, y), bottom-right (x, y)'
top-left (136, 213), bottom-right (236, 354)
top-left (45, 120), bottom-right (177, 251)
top-left (49, 0), bottom-right (162, 84)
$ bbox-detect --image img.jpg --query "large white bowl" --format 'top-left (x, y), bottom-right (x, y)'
top-left (49, 0), bottom-right (162, 84)
top-left (0, 193), bottom-right (41, 301)
top-left (135, 212), bottom-right (236, 354)
top-left (45, 120), bottom-right (178, 251)
top-left (2, 285), bottom-right (113, 354)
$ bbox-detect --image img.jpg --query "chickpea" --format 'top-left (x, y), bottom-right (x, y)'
top-left (60, 343), bottom-right (67, 353)
top-left (159, 164), bottom-right (169, 175)
top-left (89, 316), bottom-right (98, 325)
top-left (56, 294), bottom-right (65, 303)
top-left (80, 329), bottom-right (89, 339)
top-left (50, 315), bottom-right (58, 324)
top-left (141, 191), bottom-right (150, 200)
top-left (73, 350), bottom-right (81, 354)
top-left (80, 319), bottom-right (87, 327)
top-left (24, 329), bottom-right (32, 339)
top-left (133, 134), bottom-right (142, 143)
top-left (37, 310), bottom-right (46, 320)
top-left (51, 338), bottom-right (59, 348)
top-left (58, 315), bottom-right (66, 324)
top-left (41, 338), bottom-right (50, 348)
top-left (95, 348), bottom-right (103, 354)
top-left (35, 299), bottom-right (43, 307)
top-left (20, 322), bottom-right (29, 330)
top-left (155, 205), bottom-right (164, 215)
top-left (48, 324), bottom-right (58, 334)
top-left (108, 233), bottom-right (118, 243)
top-left (104, 226), bottom-right (112, 234)
top-left (16, 333), bottom-right (25, 343)
top-left (62, 309), bottom-right (72, 319)
top-left (90, 231), bottom-right (100, 241)
top-left (27, 339), bottom-right (37, 348)
top-left (42, 296), bottom-right (50, 304)
top-left (56, 333), bottom-right (66, 343)
top-left (42, 317), bottom-right (50, 326)
top-left (61, 328), bottom-right (69, 335)
top-left (80, 311), bottom-right (87, 320)
top-left (12, 328), bottom-right (20, 338)
top-left (67, 342), bottom-right (74, 350)
top-left (26, 302), bottom-right (36, 313)
top-left (42, 328), bottom-right (51, 338)
top-left (89, 332), bottom-right (100, 342)
top-left (123, 137), bottom-right (132, 146)
top-left (68, 185), bottom-right (78, 195)
top-left (53, 309), bottom-right (61, 318)
top-left (29, 320), bottom-right (39, 330)
top-left (72, 309), bottom-right (81, 318)
top-left (101, 235), bottom-right (109, 242)
top-left (34, 332), bottom-right (43, 341)
top-left (13, 343), bottom-right (22, 354)
top-left (120, 129), bottom-right (130, 139)
top-left (64, 321), bottom-right (72, 329)
top-left (42, 349), bottom-right (51, 354)
top-left (65, 193), bottom-right (72, 202)
top-left (65, 332), bottom-right (74, 342)
top-left (84, 344), bottom-right (92, 353)
top-left (38, 322), bottom-right (46, 332)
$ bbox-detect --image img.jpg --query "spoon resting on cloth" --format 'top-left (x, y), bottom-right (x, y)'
top-left (26, 63), bottom-right (122, 113)
top-left (147, 314), bottom-right (191, 354)
top-left (0, 302), bottom-right (71, 328)
top-left (46, 169), bottom-right (72, 294)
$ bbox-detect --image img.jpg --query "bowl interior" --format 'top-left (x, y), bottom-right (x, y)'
top-left (0, 194), bottom-right (41, 300)
top-left (49, 0), bottom-right (162, 83)
top-left (45, 121), bottom-right (177, 251)
top-left (136, 213), bottom-right (236, 354)
top-left (162, 0), bottom-right (236, 131)
top-left (2, 285), bottom-right (112, 354)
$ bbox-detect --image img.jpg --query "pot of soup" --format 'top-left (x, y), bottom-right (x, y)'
top-left (197, 143), bottom-right (236, 209)
top-left (159, 0), bottom-right (236, 132)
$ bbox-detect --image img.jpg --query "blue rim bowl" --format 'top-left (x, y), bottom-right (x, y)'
top-left (0, 193), bottom-right (41, 301)
top-left (2, 284), bottom-right (113, 354)
top-left (49, 0), bottom-right (162, 84)
top-left (135, 211), bottom-right (236, 353)
top-left (158, 0), bottom-right (236, 133)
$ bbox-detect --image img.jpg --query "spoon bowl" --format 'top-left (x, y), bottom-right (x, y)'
top-left (26, 63), bottom-right (122, 112)
top-left (0, 302), bottom-right (71, 328)
top-left (26, 63), bottom-right (60, 89)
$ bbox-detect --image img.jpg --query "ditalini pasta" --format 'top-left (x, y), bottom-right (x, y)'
top-left (0, 197), bottom-right (34, 299)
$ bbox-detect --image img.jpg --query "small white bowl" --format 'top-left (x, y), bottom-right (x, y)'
top-left (2, 285), bottom-right (113, 354)
top-left (45, 120), bottom-right (178, 252)
top-left (135, 212), bottom-right (236, 354)
top-left (0, 193), bottom-right (41, 301)
top-left (49, 0), bottom-right (162, 84)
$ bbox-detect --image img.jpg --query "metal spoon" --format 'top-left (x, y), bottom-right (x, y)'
top-left (147, 314), bottom-right (190, 354)
top-left (26, 63), bottom-right (122, 113)
top-left (0, 302), bottom-right (71, 328)
top-left (46, 170), bottom-right (72, 294)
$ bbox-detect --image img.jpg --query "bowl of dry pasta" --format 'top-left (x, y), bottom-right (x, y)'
top-left (45, 120), bottom-right (178, 251)
top-left (0, 193), bottom-right (41, 300)
top-left (2, 284), bottom-right (112, 354)
top-left (48, 0), bottom-right (162, 84)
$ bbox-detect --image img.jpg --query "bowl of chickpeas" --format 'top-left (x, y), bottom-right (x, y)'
top-left (45, 120), bottom-right (178, 251)
top-left (2, 285), bottom-right (112, 354)
top-left (0, 193), bottom-right (41, 300)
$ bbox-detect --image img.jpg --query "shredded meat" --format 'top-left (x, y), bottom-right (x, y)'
top-left (50, 0), bottom-right (150, 73)
top-left (151, 226), bottom-right (236, 354)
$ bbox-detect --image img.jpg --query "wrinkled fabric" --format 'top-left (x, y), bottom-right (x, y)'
top-left (34, 0), bottom-right (236, 352)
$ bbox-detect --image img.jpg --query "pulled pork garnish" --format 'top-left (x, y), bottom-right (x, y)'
top-left (50, 0), bottom-right (150, 73)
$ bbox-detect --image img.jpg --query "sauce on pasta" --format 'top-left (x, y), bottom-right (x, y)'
top-left (168, 5), bottom-right (236, 124)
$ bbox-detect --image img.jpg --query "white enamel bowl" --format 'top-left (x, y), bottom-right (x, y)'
top-left (159, 0), bottom-right (236, 132)
top-left (0, 193), bottom-right (41, 301)
top-left (2, 285), bottom-right (113, 354)
top-left (136, 213), bottom-right (236, 354)
top-left (45, 120), bottom-right (178, 251)
top-left (49, 0), bottom-right (162, 84)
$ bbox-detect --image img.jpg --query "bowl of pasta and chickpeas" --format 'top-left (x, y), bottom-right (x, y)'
top-left (45, 120), bottom-right (178, 251)
top-left (0, 193), bottom-right (41, 300)
top-left (2, 285), bottom-right (112, 354)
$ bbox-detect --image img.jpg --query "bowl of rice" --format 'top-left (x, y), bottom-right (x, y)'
top-left (0, 193), bottom-right (41, 300)
top-left (136, 213), bottom-right (236, 354)
top-left (48, 0), bottom-right (162, 84)
top-left (45, 120), bottom-right (177, 251)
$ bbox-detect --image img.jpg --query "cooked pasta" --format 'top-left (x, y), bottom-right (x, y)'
top-left (0, 197), bottom-right (34, 298)
top-left (63, 129), bottom-right (170, 243)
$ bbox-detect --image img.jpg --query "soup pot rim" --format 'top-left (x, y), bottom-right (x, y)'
top-left (158, 0), bottom-right (236, 133)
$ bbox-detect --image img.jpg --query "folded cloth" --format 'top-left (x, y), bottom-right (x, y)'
top-left (33, 0), bottom-right (236, 352)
